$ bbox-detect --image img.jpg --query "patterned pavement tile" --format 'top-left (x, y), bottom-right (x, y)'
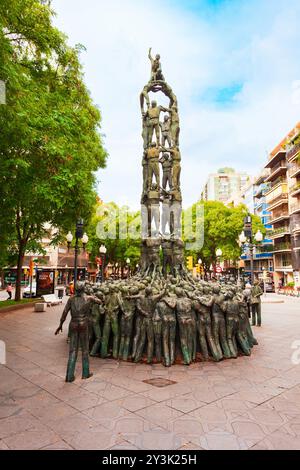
top-left (83, 400), bottom-right (132, 430)
top-left (0, 440), bottom-right (10, 450)
top-left (0, 410), bottom-right (41, 439)
top-left (178, 441), bottom-right (204, 450)
top-left (165, 394), bottom-right (207, 414)
top-left (124, 427), bottom-right (186, 450)
top-left (116, 394), bottom-right (156, 412)
top-left (63, 425), bottom-right (122, 450)
top-left (29, 401), bottom-right (78, 422)
top-left (191, 403), bottom-right (234, 430)
top-left (170, 415), bottom-right (205, 445)
top-left (40, 440), bottom-right (74, 450)
top-left (109, 440), bottom-right (140, 450)
top-left (3, 423), bottom-right (60, 450)
top-left (252, 429), bottom-right (300, 450)
top-left (45, 411), bottom-right (99, 437)
top-left (199, 429), bottom-right (249, 450)
top-left (109, 375), bottom-right (153, 393)
top-left (135, 403), bottom-right (183, 430)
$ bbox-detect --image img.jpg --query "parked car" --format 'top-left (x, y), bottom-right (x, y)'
top-left (23, 282), bottom-right (37, 298)
top-left (265, 282), bottom-right (275, 293)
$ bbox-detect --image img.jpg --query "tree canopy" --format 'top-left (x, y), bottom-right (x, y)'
top-left (184, 200), bottom-right (265, 271)
top-left (0, 0), bottom-right (107, 298)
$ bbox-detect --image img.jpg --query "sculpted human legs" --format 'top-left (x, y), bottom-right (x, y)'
top-left (66, 324), bottom-right (79, 382)
top-left (90, 319), bottom-right (102, 356)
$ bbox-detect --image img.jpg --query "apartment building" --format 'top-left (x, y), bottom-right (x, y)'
top-left (201, 167), bottom-right (250, 204)
top-left (241, 173), bottom-right (274, 282)
top-left (265, 122), bottom-right (300, 288)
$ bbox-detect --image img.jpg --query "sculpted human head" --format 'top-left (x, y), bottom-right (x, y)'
top-left (75, 281), bottom-right (85, 295)
top-left (145, 287), bottom-right (152, 296)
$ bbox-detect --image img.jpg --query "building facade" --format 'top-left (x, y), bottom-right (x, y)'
top-left (241, 172), bottom-right (274, 286)
top-left (201, 167), bottom-right (250, 204)
top-left (265, 122), bottom-right (300, 288)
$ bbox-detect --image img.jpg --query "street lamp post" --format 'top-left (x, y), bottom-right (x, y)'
top-left (239, 215), bottom-right (263, 286)
top-left (99, 245), bottom-right (107, 283)
top-left (66, 219), bottom-right (88, 289)
top-left (126, 258), bottom-right (130, 278)
top-left (198, 258), bottom-right (202, 279)
top-left (215, 248), bottom-right (222, 280)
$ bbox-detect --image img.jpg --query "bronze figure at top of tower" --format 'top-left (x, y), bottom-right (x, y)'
top-left (148, 48), bottom-right (165, 82)
top-left (140, 49), bottom-right (178, 113)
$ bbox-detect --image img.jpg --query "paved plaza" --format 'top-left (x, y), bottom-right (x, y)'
top-left (1, 295), bottom-right (300, 450)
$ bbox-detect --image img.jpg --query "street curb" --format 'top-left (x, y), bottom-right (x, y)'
top-left (0, 301), bottom-right (41, 314)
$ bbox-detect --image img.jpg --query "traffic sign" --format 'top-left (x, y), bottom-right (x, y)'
top-left (216, 266), bottom-right (222, 273)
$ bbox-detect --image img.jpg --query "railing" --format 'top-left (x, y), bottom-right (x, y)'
top-left (292, 223), bottom-right (300, 232)
top-left (289, 163), bottom-right (300, 176)
top-left (273, 242), bottom-right (292, 251)
top-left (266, 191), bottom-right (288, 206)
top-left (274, 264), bottom-right (293, 270)
top-left (269, 226), bottom-right (290, 237)
top-left (270, 176), bottom-right (287, 188)
top-left (254, 183), bottom-right (271, 197)
top-left (268, 160), bottom-right (287, 176)
top-left (290, 203), bottom-right (300, 213)
top-left (286, 142), bottom-right (300, 161)
top-left (270, 211), bottom-right (289, 221)
top-left (289, 182), bottom-right (300, 194)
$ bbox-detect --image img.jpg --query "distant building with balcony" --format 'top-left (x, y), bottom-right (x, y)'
top-left (201, 167), bottom-right (251, 204)
top-left (265, 122), bottom-right (300, 288)
top-left (241, 172), bottom-right (274, 282)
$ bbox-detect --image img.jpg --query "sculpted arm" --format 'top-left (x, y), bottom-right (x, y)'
top-left (136, 299), bottom-right (149, 317)
top-left (153, 285), bottom-right (167, 302)
top-left (55, 298), bottom-right (71, 334)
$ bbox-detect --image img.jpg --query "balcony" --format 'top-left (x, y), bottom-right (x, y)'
top-left (289, 182), bottom-right (300, 197)
top-left (289, 202), bottom-right (300, 215)
top-left (292, 223), bottom-right (300, 233)
top-left (289, 163), bottom-right (300, 178)
top-left (272, 242), bottom-right (292, 253)
top-left (265, 149), bottom-right (286, 169)
top-left (269, 213), bottom-right (289, 225)
top-left (269, 226), bottom-right (290, 239)
top-left (286, 142), bottom-right (300, 162)
top-left (266, 181), bottom-right (288, 207)
top-left (265, 161), bottom-right (287, 182)
top-left (265, 177), bottom-right (287, 192)
top-left (274, 265), bottom-right (293, 272)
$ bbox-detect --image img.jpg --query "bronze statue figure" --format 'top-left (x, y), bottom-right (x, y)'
top-left (148, 47), bottom-right (164, 82)
top-left (55, 281), bottom-right (101, 382)
top-left (160, 114), bottom-right (172, 148)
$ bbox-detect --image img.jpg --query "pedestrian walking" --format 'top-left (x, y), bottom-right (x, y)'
top-left (6, 283), bottom-right (12, 300)
top-left (69, 281), bottom-right (74, 296)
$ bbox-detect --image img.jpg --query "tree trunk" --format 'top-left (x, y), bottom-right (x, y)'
top-left (15, 242), bottom-right (25, 301)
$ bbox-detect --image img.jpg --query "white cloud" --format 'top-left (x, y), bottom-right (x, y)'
top-left (52, 0), bottom-right (300, 208)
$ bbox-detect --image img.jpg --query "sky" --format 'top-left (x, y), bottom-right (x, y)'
top-left (52, 0), bottom-right (300, 209)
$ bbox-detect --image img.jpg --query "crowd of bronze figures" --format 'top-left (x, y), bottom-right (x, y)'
top-left (83, 274), bottom-right (258, 367)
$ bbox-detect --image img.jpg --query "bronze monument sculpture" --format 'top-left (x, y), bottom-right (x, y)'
top-left (56, 51), bottom-right (258, 379)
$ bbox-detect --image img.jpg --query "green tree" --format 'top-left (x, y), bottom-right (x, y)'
top-left (86, 201), bottom-right (141, 275)
top-left (0, 0), bottom-right (107, 299)
top-left (183, 201), bottom-right (264, 273)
